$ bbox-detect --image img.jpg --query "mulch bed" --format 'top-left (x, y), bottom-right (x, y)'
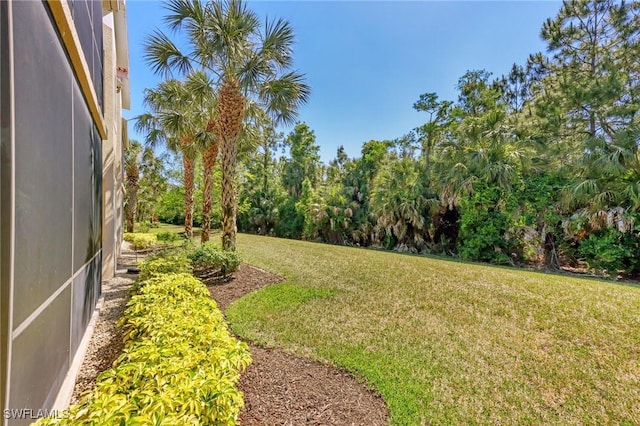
top-left (237, 346), bottom-right (388, 425)
top-left (207, 264), bottom-right (283, 311)
top-left (73, 254), bottom-right (389, 424)
top-left (208, 264), bottom-right (389, 425)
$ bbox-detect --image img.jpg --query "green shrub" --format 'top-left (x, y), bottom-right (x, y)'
top-left (274, 197), bottom-right (304, 239)
top-left (138, 252), bottom-right (192, 281)
top-left (578, 229), bottom-right (640, 276)
top-left (189, 243), bottom-right (241, 277)
top-left (156, 231), bottom-right (179, 244)
top-left (137, 223), bottom-right (151, 233)
top-left (457, 186), bottom-right (517, 265)
top-left (123, 233), bottom-right (157, 251)
top-left (36, 273), bottom-right (251, 425)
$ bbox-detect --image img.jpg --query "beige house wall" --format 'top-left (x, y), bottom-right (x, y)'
top-left (101, 5), bottom-right (128, 280)
top-left (102, 20), bottom-right (117, 280)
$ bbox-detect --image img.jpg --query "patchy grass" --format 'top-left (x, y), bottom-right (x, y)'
top-left (150, 222), bottom-right (185, 234)
top-left (226, 234), bottom-right (640, 425)
top-left (147, 222), bottom-right (197, 235)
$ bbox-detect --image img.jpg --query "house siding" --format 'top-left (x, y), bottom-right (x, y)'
top-left (0, 1), bottom-right (128, 423)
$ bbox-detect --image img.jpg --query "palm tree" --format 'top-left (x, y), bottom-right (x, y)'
top-left (371, 158), bottom-right (439, 252)
top-left (201, 126), bottom-right (219, 242)
top-left (186, 71), bottom-right (219, 243)
top-left (144, 0), bottom-right (310, 251)
top-left (137, 146), bottom-right (167, 224)
top-left (135, 78), bottom-right (205, 238)
top-left (560, 125), bottom-right (640, 233)
top-left (124, 140), bottom-right (142, 233)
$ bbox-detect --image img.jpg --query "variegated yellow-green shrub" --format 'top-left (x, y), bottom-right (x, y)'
top-left (35, 273), bottom-right (251, 425)
top-left (123, 232), bottom-right (157, 251)
top-left (137, 251), bottom-right (192, 281)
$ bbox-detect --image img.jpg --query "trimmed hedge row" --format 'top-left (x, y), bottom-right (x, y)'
top-left (36, 263), bottom-right (251, 425)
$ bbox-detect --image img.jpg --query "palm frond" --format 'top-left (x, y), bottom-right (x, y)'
top-left (622, 181), bottom-right (640, 210)
top-left (260, 71), bottom-right (311, 126)
top-left (134, 113), bottom-right (166, 148)
top-left (144, 30), bottom-right (193, 77)
top-left (163, 0), bottom-right (206, 32)
top-left (573, 179), bottom-right (600, 200)
top-left (184, 71), bottom-right (218, 106)
top-left (238, 51), bottom-right (270, 91)
top-left (260, 17), bottom-right (294, 69)
top-left (208, 0), bottom-right (260, 74)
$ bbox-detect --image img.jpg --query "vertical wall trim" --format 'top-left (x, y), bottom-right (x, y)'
top-left (113, 169), bottom-right (117, 273)
top-left (71, 77), bottom-right (75, 276)
top-left (0, 0), bottom-right (6, 415)
top-left (70, 78), bottom-right (75, 364)
top-left (4, 0), bottom-right (15, 411)
top-left (46, 0), bottom-right (106, 140)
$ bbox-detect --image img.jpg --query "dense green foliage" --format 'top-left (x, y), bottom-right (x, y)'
top-left (153, 154), bottom-right (222, 230)
top-left (137, 147), bottom-right (168, 224)
top-left (458, 186), bottom-right (515, 264)
top-left (156, 230), bottom-right (180, 244)
top-left (578, 227), bottom-right (640, 276)
top-left (36, 268), bottom-right (251, 425)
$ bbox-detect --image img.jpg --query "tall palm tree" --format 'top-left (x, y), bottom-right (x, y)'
top-left (135, 78), bottom-right (205, 238)
top-left (124, 140), bottom-right (142, 233)
top-left (186, 71), bottom-right (219, 243)
top-left (144, 0), bottom-right (310, 251)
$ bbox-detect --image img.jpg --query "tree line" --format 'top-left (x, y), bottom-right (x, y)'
top-left (130, 0), bottom-right (640, 277)
top-left (237, 0), bottom-right (640, 276)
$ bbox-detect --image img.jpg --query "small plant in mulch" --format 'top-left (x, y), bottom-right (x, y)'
top-left (188, 242), bottom-right (241, 284)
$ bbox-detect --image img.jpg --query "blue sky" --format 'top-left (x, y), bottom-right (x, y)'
top-left (125, 0), bottom-right (563, 163)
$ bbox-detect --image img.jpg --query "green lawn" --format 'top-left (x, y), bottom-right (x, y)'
top-left (141, 222), bottom-right (200, 235)
top-left (227, 234), bottom-right (640, 425)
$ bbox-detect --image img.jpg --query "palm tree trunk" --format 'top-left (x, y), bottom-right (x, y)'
top-left (125, 180), bottom-right (138, 233)
top-left (183, 150), bottom-right (196, 239)
top-left (125, 169), bottom-right (139, 233)
top-left (201, 132), bottom-right (219, 243)
top-left (218, 79), bottom-right (245, 251)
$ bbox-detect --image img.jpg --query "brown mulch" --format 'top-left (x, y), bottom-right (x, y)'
top-left (208, 264), bottom-right (389, 425)
top-left (207, 264), bottom-right (283, 311)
